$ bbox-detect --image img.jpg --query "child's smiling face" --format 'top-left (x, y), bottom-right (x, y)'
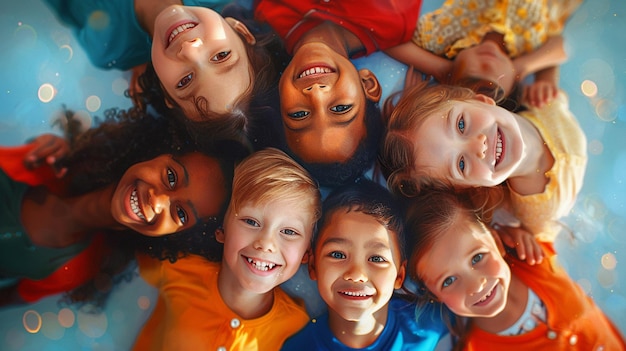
top-left (411, 95), bottom-right (525, 188)
top-left (416, 218), bottom-right (511, 318)
top-left (217, 196), bottom-right (316, 294)
top-left (310, 209), bottom-right (405, 322)
top-left (278, 41), bottom-right (380, 164)
top-left (111, 153), bottom-right (226, 236)
top-left (151, 5), bottom-right (254, 119)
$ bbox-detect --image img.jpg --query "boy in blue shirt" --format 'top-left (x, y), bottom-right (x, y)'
top-left (282, 179), bottom-right (450, 350)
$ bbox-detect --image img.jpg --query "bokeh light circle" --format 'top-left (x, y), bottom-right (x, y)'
top-left (85, 95), bottom-right (101, 112)
top-left (597, 267), bottom-right (616, 288)
top-left (138, 296), bottom-right (151, 310)
top-left (601, 252), bottom-right (618, 270)
top-left (581, 79), bottom-right (598, 97)
top-left (38, 83), bottom-right (56, 103)
top-left (58, 308), bottom-right (75, 328)
top-left (22, 310), bottom-right (42, 333)
top-left (595, 98), bottom-right (618, 122)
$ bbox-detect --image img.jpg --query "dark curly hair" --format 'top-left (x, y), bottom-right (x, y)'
top-left (54, 106), bottom-right (244, 309)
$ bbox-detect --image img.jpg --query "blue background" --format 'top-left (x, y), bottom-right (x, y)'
top-left (1, 0), bottom-right (625, 349)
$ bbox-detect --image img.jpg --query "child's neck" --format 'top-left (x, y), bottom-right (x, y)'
top-left (472, 274), bottom-right (528, 333)
top-left (134, 0), bottom-right (183, 36)
top-left (216, 270), bottom-right (275, 320)
top-left (293, 21), bottom-right (365, 58)
top-left (327, 307), bottom-right (388, 348)
top-left (21, 185), bottom-right (120, 247)
top-left (506, 114), bottom-right (555, 195)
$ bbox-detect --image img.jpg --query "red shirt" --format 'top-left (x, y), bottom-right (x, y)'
top-left (0, 144), bottom-right (109, 303)
top-left (254, 0), bottom-right (422, 56)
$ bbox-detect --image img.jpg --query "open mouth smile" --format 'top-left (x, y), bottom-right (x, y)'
top-left (298, 66), bottom-right (334, 79)
top-left (245, 257), bottom-right (279, 272)
top-left (473, 284), bottom-right (496, 306)
top-left (495, 129), bottom-right (503, 166)
top-left (130, 188), bottom-right (146, 221)
top-left (167, 22), bottom-right (197, 47)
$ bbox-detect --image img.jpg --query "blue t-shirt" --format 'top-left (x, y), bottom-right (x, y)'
top-left (281, 297), bottom-right (449, 351)
top-left (43, 0), bottom-right (231, 70)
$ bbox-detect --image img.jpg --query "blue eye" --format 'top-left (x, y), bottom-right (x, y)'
top-left (459, 157), bottom-right (465, 172)
top-left (176, 206), bottom-right (187, 224)
top-left (442, 276), bottom-right (457, 288)
top-left (330, 104), bottom-right (352, 113)
top-left (369, 255), bottom-right (386, 263)
top-left (458, 116), bottom-right (465, 133)
top-left (244, 218), bottom-right (260, 227)
top-left (287, 111), bottom-right (310, 119)
top-left (471, 253), bottom-right (483, 265)
top-left (329, 251), bottom-right (346, 259)
top-left (167, 168), bottom-right (177, 188)
top-left (177, 73), bottom-right (193, 88)
top-left (281, 228), bottom-right (298, 236)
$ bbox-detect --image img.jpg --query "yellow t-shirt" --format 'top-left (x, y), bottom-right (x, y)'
top-left (509, 91), bottom-right (587, 242)
top-left (414, 0), bottom-right (582, 58)
top-left (132, 254), bottom-right (309, 351)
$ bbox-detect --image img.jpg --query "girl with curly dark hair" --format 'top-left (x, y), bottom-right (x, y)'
top-left (0, 106), bottom-right (244, 309)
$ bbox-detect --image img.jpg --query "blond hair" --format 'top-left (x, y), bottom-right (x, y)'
top-left (229, 148), bottom-right (322, 223)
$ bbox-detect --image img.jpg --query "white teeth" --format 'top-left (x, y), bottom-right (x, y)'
top-left (341, 291), bottom-right (368, 297)
top-left (130, 189), bottom-right (146, 220)
top-left (246, 258), bottom-right (276, 271)
top-left (479, 289), bottom-right (493, 302)
top-left (495, 131), bottom-right (503, 163)
top-left (298, 66), bottom-right (333, 78)
top-left (169, 23), bottom-right (196, 43)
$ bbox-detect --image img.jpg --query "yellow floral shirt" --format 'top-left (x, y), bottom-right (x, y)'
top-left (414, 0), bottom-right (582, 58)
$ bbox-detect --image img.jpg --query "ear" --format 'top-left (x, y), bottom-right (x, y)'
top-left (215, 227), bottom-right (225, 243)
top-left (474, 93), bottom-right (496, 106)
top-left (225, 17), bottom-right (256, 45)
top-left (301, 247), bottom-right (312, 264)
top-left (307, 252), bottom-right (318, 281)
top-left (358, 69), bottom-right (382, 103)
top-left (394, 260), bottom-right (407, 290)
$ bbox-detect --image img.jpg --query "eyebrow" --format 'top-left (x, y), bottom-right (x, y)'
top-left (172, 156), bottom-right (200, 223)
top-left (320, 236), bottom-right (349, 248)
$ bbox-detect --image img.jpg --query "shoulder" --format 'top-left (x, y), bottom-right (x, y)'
top-left (281, 315), bottom-right (332, 351)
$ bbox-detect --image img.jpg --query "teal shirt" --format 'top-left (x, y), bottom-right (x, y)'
top-left (43, 0), bottom-right (231, 70)
top-left (0, 169), bottom-right (89, 280)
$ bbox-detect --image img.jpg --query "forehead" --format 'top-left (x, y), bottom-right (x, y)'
top-left (317, 210), bottom-right (399, 251)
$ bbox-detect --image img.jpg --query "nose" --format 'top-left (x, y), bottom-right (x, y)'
top-left (253, 229), bottom-right (276, 253)
top-left (469, 277), bottom-right (487, 296)
top-left (177, 38), bottom-right (204, 61)
top-left (302, 83), bottom-right (329, 94)
top-left (149, 188), bottom-right (171, 215)
top-left (343, 262), bottom-right (368, 283)
top-left (472, 133), bottom-right (487, 159)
